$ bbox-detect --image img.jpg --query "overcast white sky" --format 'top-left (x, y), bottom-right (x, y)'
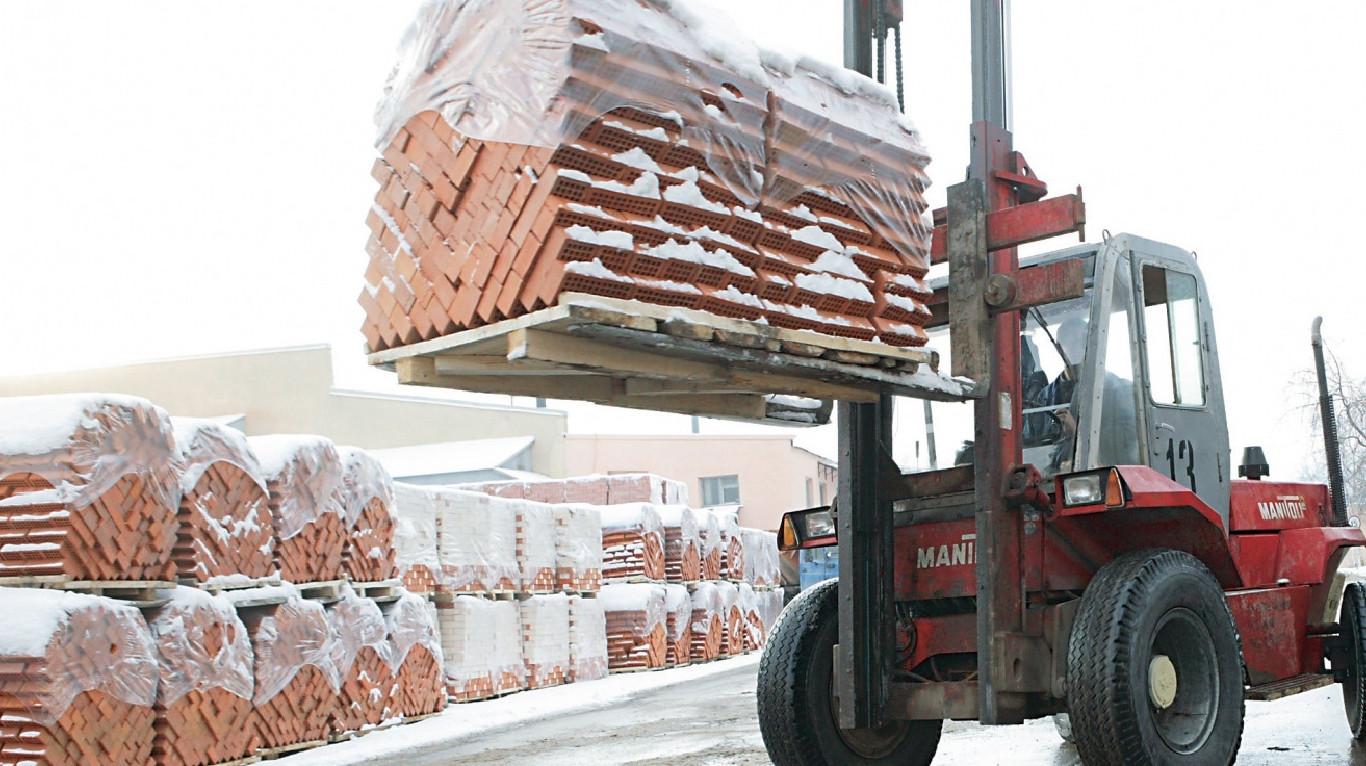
top-left (1, 1), bottom-right (1361, 477)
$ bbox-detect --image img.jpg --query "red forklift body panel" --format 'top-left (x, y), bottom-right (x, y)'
top-left (1229, 480), bottom-right (1332, 531)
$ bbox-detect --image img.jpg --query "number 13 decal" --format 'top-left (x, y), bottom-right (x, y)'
top-left (1165, 438), bottom-right (1197, 492)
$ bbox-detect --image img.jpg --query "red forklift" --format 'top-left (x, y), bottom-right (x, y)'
top-left (759, 3), bottom-right (1366, 765)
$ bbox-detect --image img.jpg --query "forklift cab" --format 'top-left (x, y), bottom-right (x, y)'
top-left (926, 232), bottom-right (1231, 523)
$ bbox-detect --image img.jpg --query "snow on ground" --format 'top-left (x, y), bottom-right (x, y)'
top-left (284, 653), bottom-right (761, 766)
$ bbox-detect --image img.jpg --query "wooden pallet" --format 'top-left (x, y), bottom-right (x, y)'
top-left (1245, 673), bottom-right (1334, 701)
top-left (182, 576), bottom-right (283, 594)
top-left (296, 580), bottom-right (346, 603)
top-left (369, 294), bottom-right (974, 425)
top-left (0, 577), bottom-right (175, 607)
top-left (255, 740), bottom-right (325, 760)
top-left (350, 578), bottom-right (403, 602)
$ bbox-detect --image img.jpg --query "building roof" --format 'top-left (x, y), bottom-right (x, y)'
top-left (366, 436), bottom-right (536, 479)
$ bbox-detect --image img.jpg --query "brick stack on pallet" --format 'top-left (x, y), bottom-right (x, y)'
top-left (230, 591), bottom-right (338, 754)
top-left (436, 490), bottom-right (519, 594)
top-left (324, 586), bottom-right (395, 739)
top-left (0, 394), bottom-right (178, 582)
top-left (0, 587), bottom-right (159, 766)
top-left (338, 448), bottom-right (398, 584)
top-left (433, 595), bottom-right (497, 701)
top-left (380, 593), bottom-right (446, 718)
top-left (490, 600), bottom-right (526, 694)
top-left (742, 529), bottom-right (782, 588)
top-left (739, 583), bottom-right (764, 652)
top-left (599, 583), bottom-right (667, 671)
top-left (760, 589), bottom-right (785, 642)
top-left (360, 0), bottom-right (933, 357)
top-left (520, 594), bottom-right (571, 689)
top-left (658, 506), bottom-right (702, 583)
top-left (601, 504), bottom-right (665, 582)
top-left (698, 509), bottom-right (722, 581)
top-left (662, 583), bottom-right (691, 667)
top-left (392, 483), bottom-right (442, 593)
top-left (144, 588), bottom-right (255, 766)
top-left (248, 436), bottom-right (348, 585)
top-left (568, 594), bottom-right (607, 682)
top-left (716, 509), bottom-right (744, 582)
top-left (170, 418), bottom-right (274, 585)
top-left (463, 473), bottom-right (688, 508)
top-left (553, 504), bottom-right (602, 592)
top-left (716, 582), bottom-right (744, 657)
top-left (687, 582), bottom-right (723, 663)
top-left (513, 500), bottom-right (557, 593)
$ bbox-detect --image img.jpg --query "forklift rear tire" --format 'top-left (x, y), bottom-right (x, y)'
top-left (756, 579), bottom-right (942, 766)
top-left (1340, 582), bottom-right (1366, 740)
top-left (1067, 549), bottom-right (1244, 766)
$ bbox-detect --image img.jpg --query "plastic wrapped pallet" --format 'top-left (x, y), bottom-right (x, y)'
top-left (697, 508), bottom-right (722, 581)
top-left (567, 594), bottom-right (607, 682)
top-left (0, 394), bottom-right (178, 581)
top-left (249, 435), bottom-right (348, 584)
top-left (513, 499), bottom-right (557, 592)
top-left (553, 503), bottom-right (602, 592)
top-left (146, 587), bottom-right (255, 766)
top-left (434, 596), bottom-right (495, 701)
top-left (325, 585), bottom-right (396, 737)
top-left (0, 586), bottom-right (158, 766)
top-left (606, 474), bottom-right (689, 506)
top-left (600, 503), bottom-right (664, 582)
top-left (687, 581), bottom-right (722, 662)
top-left (760, 588), bottom-right (786, 643)
top-left (739, 582), bottom-right (765, 651)
top-left (338, 447), bottom-right (398, 583)
top-left (716, 581), bottom-right (743, 657)
top-left (435, 489), bottom-right (519, 593)
top-left (170, 417), bottom-right (274, 583)
top-left (490, 599), bottom-right (526, 694)
top-left (741, 527), bottom-right (780, 587)
top-left (380, 591), bottom-right (445, 717)
top-left (715, 508), bottom-right (744, 581)
top-left (662, 583), bottom-right (691, 666)
top-left (599, 582), bottom-right (666, 671)
top-left (227, 587), bottom-right (339, 751)
top-left (658, 505), bottom-right (702, 583)
top-left (393, 483), bottom-right (442, 593)
top-left (361, 1), bottom-right (933, 354)
top-left (520, 593), bottom-right (570, 689)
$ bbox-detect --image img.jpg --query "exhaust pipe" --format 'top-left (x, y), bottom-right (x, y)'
top-left (1312, 317), bottom-right (1349, 527)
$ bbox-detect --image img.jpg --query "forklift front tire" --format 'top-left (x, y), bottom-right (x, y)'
top-left (1067, 549), bottom-right (1244, 766)
top-left (1340, 582), bottom-right (1366, 740)
top-left (756, 579), bottom-right (942, 766)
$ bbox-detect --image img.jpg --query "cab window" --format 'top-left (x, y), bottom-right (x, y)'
top-left (1141, 266), bottom-right (1205, 406)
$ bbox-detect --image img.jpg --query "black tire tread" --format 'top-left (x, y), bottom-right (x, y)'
top-left (1342, 582), bottom-right (1366, 740)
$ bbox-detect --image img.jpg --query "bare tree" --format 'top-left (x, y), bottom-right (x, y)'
top-left (1297, 346), bottom-right (1366, 522)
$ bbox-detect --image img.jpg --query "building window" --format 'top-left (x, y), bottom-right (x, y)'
top-left (805, 478), bottom-right (814, 507)
top-left (701, 474), bottom-right (740, 506)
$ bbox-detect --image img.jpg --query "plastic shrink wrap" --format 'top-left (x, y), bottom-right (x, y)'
top-left (567, 594), bottom-right (608, 682)
top-left (687, 581), bottom-right (722, 662)
top-left (738, 582), bottom-right (765, 651)
top-left (380, 591), bottom-right (445, 716)
top-left (714, 508), bottom-right (743, 581)
top-left (248, 435), bottom-right (348, 583)
top-left (512, 499), bottom-right (557, 593)
top-left (605, 474), bottom-right (689, 506)
top-left (338, 447), bottom-right (398, 583)
top-left (0, 394), bottom-right (177, 581)
top-left (740, 527), bottom-right (780, 586)
top-left (716, 580), bottom-right (743, 656)
top-left (361, 0), bottom-right (933, 354)
top-left (600, 503), bottom-right (665, 582)
top-left (325, 585), bottom-right (396, 736)
top-left (553, 503), bottom-right (603, 592)
top-left (490, 599), bottom-right (526, 694)
top-left (662, 582), bottom-right (691, 666)
top-left (0, 587), bottom-right (158, 766)
top-left (170, 417), bottom-right (274, 583)
top-left (657, 505), bottom-right (702, 583)
top-left (228, 588), bottom-right (339, 750)
top-left (435, 489), bottom-right (519, 593)
top-left (760, 588), bottom-right (786, 642)
top-left (392, 483), bottom-right (442, 593)
top-left (697, 508), bottom-right (722, 581)
top-left (599, 582), bottom-right (666, 670)
top-left (434, 595), bottom-right (496, 701)
top-left (520, 593), bottom-right (571, 688)
top-left (146, 587), bottom-right (255, 766)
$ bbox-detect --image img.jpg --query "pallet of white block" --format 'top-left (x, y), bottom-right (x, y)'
top-left (373, 294), bottom-right (971, 427)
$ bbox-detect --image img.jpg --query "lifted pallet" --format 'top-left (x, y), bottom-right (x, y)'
top-left (367, 294), bottom-right (974, 426)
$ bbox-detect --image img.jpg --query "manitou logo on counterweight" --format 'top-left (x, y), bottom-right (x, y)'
top-left (917, 534), bottom-right (976, 569)
top-left (1258, 496), bottom-right (1308, 521)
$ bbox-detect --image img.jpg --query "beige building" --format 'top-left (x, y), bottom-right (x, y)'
top-left (0, 345), bottom-right (568, 477)
top-left (566, 434), bottom-right (836, 531)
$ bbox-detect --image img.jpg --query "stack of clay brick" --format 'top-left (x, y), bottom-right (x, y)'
top-left (248, 436), bottom-right (348, 585)
top-left (553, 504), bottom-right (603, 592)
top-left (717, 581), bottom-right (744, 657)
top-left (662, 583), bottom-right (691, 667)
top-left (361, 0), bottom-right (933, 356)
top-left (520, 594), bottom-right (570, 689)
top-left (392, 483), bottom-right (442, 593)
top-left (338, 448), bottom-right (398, 584)
top-left (599, 583), bottom-right (667, 671)
top-left (658, 506), bottom-right (702, 583)
top-left (689, 582), bottom-right (724, 662)
top-left (465, 473), bottom-right (688, 506)
top-left (568, 594), bottom-right (608, 682)
top-left (0, 587), bottom-right (160, 766)
top-left (383, 593), bottom-right (446, 719)
top-left (716, 509), bottom-right (745, 582)
top-left (324, 586), bottom-right (394, 738)
top-left (170, 419), bottom-right (274, 584)
top-left (741, 528), bottom-right (782, 588)
top-left (0, 394), bottom-right (178, 581)
top-left (601, 504), bottom-right (665, 582)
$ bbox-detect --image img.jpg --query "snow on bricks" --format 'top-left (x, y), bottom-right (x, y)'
top-left (360, 0), bottom-right (934, 356)
top-left (435, 490), bottom-right (518, 594)
top-left (324, 586), bottom-right (396, 738)
top-left (658, 505), bottom-right (702, 583)
top-left (248, 435), bottom-right (348, 584)
top-left (716, 581), bottom-right (744, 657)
top-left (568, 595), bottom-right (608, 683)
top-left (600, 583), bottom-right (668, 672)
top-left (698, 509), bottom-right (722, 581)
top-left (145, 588), bottom-right (255, 766)
top-left (715, 508), bottom-right (744, 582)
top-left (0, 587), bottom-right (159, 766)
top-left (662, 583), bottom-right (691, 667)
top-left (688, 582), bottom-right (723, 663)
top-left (0, 394), bottom-right (178, 581)
top-left (380, 593), bottom-right (445, 718)
top-left (338, 448), bottom-right (398, 584)
top-left (553, 504), bottom-right (602, 593)
top-left (170, 418), bottom-right (274, 583)
top-left (600, 504), bottom-right (665, 582)
top-left (392, 483), bottom-right (442, 595)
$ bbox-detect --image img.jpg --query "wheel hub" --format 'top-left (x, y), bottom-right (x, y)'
top-left (1149, 655), bottom-right (1178, 709)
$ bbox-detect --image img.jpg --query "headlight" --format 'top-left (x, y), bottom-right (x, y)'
top-left (1062, 473), bottom-right (1104, 506)
top-left (803, 510), bottom-right (835, 538)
